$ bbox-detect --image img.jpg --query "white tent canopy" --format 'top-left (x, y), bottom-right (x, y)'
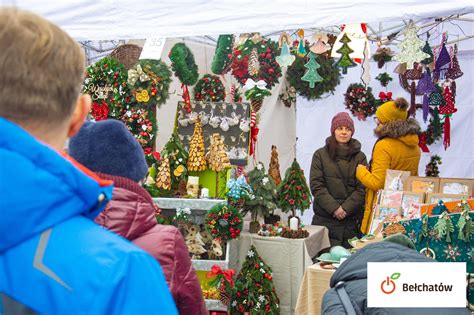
top-left (12, 0), bottom-right (474, 40)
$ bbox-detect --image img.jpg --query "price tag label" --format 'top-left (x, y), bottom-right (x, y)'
top-left (139, 37), bottom-right (166, 60)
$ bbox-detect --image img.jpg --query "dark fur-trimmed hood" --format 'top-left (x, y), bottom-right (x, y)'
top-left (374, 118), bottom-right (421, 139)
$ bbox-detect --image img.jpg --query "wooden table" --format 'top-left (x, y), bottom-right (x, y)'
top-left (229, 225), bottom-right (330, 315)
top-left (294, 263), bottom-right (336, 315)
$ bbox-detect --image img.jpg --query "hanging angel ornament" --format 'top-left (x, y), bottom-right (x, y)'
top-left (310, 33), bottom-right (330, 55)
top-left (393, 22), bottom-right (430, 70)
top-left (276, 32), bottom-right (295, 67)
top-left (296, 29), bottom-right (306, 57)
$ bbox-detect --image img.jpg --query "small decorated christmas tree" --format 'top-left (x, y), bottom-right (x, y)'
top-left (425, 155), bottom-right (442, 177)
top-left (393, 23), bottom-right (429, 69)
top-left (155, 155), bottom-right (171, 190)
top-left (230, 245), bottom-right (280, 314)
top-left (162, 133), bottom-right (189, 190)
top-left (207, 133), bottom-right (231, 172)
top-left (245, 162), bottom-right (278, 233)
top-left (301, 52), bottom-right (323, 88)
top-left (268, 145), bottom-right (282, 186)
top-left (187, 116), bottom-right (207, 171)
top-left (334, 33), bottom-right (356, 74)
top-left (277, 159), bottom-right (311, 219)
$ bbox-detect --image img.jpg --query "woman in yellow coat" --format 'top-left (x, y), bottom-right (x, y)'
top-left (356, 98), bottom-right (421, 234)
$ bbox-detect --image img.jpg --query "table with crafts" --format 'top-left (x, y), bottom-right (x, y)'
top-left (228, 224), bottom-right (330, 315)
top-left (294, 262), bottom-right (336, 315)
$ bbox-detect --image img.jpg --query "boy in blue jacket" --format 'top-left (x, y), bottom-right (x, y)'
top-left (0, 8), bottom-right (177, 315)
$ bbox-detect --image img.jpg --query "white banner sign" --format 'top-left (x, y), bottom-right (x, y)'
top-left (139, 37), bottom-right (166, 60)
top-left (368, 262), bottom-right (466, 308)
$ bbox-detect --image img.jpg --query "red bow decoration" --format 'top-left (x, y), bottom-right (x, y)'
top-left (181, 83), bottom-right (191, 113)
top-left (207, 265), bottom-right (235, 287)
top-left (152, 151), bottom-right (161, 161)
top-left (418, 132), bottom-right (430, 153)
top-left (378, 91), bottom-right (392, 101)
top-left (91, 101), bottom-right (109, 121)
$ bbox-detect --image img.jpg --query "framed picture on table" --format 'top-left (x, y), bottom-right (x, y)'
top-left (405, 176), bottom-right (440, 194)
top-left (425, 193), bottom-right (469, 205)
top-left (379, 190), bottom-right (404, 208)
top-left (439, 178), bottom-right (473, 196)
top-left (401, 192), bottom-right (424, 217)
top-left (369, 206), bottom-right (401, 236)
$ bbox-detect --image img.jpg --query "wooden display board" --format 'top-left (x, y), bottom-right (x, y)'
top-left (175, 101), bottom-right (251, 166)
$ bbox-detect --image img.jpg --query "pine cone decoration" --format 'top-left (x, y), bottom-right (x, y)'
top-left (219, 283), bottom-right (230, 305)
top-left (251, 98), bottom-right (263, 112)
top-left (248, 48), bottom-right (260, 76)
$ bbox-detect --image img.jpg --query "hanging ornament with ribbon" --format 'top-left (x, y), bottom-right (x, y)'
top-left (276, 32), bottom-right (296, 67)
top-left (434, 212), bottom-right (454, 243)
top-left (416, 69), bottom-right (435, 122)
top-left (310, 33), bottom-right (331, 55)
top-left (433, 33), bottom-right (451, 81)
top-left (296, 29), bottom-right (306, 57)
top-left (301, 52), bottom-right (323, 88)
top-left (420, 40), bottom-right (434, 66)
top-left (446, 44), bottom-right (464, 80)
top-left (438, 86), bottom-right (457, 150)
top-left (334, 33), bottom-right (356, 74)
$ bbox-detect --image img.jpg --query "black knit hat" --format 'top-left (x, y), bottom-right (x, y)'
top-left (69, 120), bottom-right (148, 182)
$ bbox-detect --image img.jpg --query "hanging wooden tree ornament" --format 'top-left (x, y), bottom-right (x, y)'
top-left (446, 44), bottom-right (464, 80)
top-left (334, 33), bottom-right (356, 74)
top-left (433, 33), bottom-right (451, 81)
top-left (301, 52), bottom-right (323, 88)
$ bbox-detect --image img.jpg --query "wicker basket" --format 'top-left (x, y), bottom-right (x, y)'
top-left (109, 44), bottom-right (143, 69)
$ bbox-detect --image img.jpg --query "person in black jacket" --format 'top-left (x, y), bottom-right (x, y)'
top-left (310, 112), bottom-right (367, 247)
top-left (322, 234), bottom-right (470, 314)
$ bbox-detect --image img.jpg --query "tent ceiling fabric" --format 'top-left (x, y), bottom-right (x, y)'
top-left (13, 0), bottom-right (474, 40)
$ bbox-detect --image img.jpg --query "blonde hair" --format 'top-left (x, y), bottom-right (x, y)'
top-left (0, 8), bottom-right (85, 129)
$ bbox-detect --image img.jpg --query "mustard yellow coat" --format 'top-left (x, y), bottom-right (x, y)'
top-left (356, 119), bottom-right (421, 234)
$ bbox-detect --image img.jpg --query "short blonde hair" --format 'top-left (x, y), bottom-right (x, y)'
top-left (0, 8), bottom-right (85, 128)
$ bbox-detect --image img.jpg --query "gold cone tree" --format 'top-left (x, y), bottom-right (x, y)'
top-left (268, 145), bottom-right (282, 186)
top-left (156, 155), bottom-right (171, 190)
top-left (207, 133), bottom-right (231, 172)
top-left (187, 116), bottom-right (207, 172)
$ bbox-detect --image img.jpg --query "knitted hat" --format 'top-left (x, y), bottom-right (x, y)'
top-left (69, 120), bottom-right (148, 182)
top-left (376, 98), bottom-right (409, 124)
top-left (331, 112), bottom-right (354, 135)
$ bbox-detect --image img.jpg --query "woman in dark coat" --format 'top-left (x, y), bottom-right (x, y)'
top-left (310, 112), bottom-right (367, 247)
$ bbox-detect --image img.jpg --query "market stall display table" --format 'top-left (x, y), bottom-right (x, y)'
top-left (229, 224), bottom-right (330, 315)
top-left (294, 263), bottom-right (335, 315)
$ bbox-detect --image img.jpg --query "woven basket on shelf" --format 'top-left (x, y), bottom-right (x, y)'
top-left (109, 44), bottom-right (143, 69)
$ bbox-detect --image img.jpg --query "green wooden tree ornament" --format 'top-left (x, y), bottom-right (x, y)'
top-left (457, 210), bottom-right (474, 242)
top-left (335, 34), bottom-right (356, 74)
top-left (434, 212), bottom-right (454, 243)
top-left (301, 52), bottom-right (323, 88)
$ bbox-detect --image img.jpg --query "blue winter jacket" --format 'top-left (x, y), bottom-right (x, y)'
top-left (0, 118), bottom-right (178, 315)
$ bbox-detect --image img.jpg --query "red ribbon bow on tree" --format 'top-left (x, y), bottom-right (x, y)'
top-left (207, 265), bottom-right (236, 287)
top-left (378, 91), bottom-right (392, 101)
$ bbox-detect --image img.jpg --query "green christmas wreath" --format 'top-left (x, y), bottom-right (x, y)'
top-left (205, 203), bottom-right (243, 242)
top-left (286, 42), bottom-right (341, 101)
top-left (211, 34), bottom-right (234, 75)
top-left (168, 43), bottom-right (199, 86)
top-left (121, 106), bottom-right (157, 150)
top-left (127, 59), bottom-right (171, 108)
top-left (230, 37), bottom-right (282, 89)
top-left (344, 83), bottom-right (376, 121)
top-left (193, 74), bottom-right (226, 102)
top-left (82, 57), bottom-right (129, 120)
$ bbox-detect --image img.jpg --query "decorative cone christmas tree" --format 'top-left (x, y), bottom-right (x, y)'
top-left (334, 33), bottom-right (356, 74)
top-left (156, 155), bottom-right (171, 190)
top-left (207, 133), bottom-right (231, 172)
top-left (301, 52), bottom-right (323, 88)
top-left (277, 159), bottom-right (311, 219)
top-left (245, 162), bottom-right (278, 233)
top-left (425, 155), bottom-right (442, 177)
top-left (230, 245), bottom-right (280, 314)
top-left (393, 23), bottom-right (429, 69)
top-left (447, 44), bottom-right (464, 80)
top-left (162, 133), bottom-right (189, 190)
top-left (268, 145), bottom-right (282, 186)
top-left (187, 116), bottom-right (207, 171)
top-left (439, 86), bottom-right (457, 150)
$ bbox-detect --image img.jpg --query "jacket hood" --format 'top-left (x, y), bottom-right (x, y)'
top-left (94, 173), bottom-right (157, 240)
top-left (374, 118), bottom-right (421, 143)
top-left (0, 118), bottom-right (113, 253)
top-left (330, 242), bottom-right (433, 287)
